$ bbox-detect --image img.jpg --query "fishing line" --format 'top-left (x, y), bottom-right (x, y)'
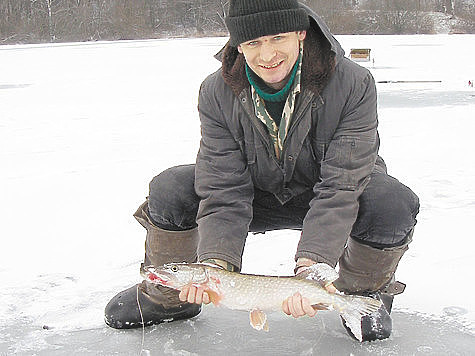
top-left (310, 315), bottom-right (325, 350)
top-left (316, 315), bottom-right (325, 345)
top-left (137, 285), bottom-right (145, 356)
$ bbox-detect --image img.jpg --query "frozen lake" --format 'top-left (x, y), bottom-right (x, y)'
top-left (1, 34), bottom-right (474, 354)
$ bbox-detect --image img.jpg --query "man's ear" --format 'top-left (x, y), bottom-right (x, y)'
top-left (298, 30), bottom-right (307, 41)
top-left (237, 45), bottom-right (243, 54)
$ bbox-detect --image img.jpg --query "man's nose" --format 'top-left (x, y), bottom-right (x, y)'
top-left (260, 42), bottom-right (277, 62)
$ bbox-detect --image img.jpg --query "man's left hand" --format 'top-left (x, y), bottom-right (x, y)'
top-left (282, 258), bottom-right (337, 318)
top-left (281, 283), bottom-right (336, 318)
top-left (282, 291), bottom-right (317, 318)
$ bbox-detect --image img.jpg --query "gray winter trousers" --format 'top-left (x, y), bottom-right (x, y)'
top-left (147, 163), bottom-right (419, 251)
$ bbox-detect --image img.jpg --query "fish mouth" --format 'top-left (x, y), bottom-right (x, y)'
top-left (140, 266), bottom-right (172, 286)
top-left (147, 272), bottom-right (170, 285)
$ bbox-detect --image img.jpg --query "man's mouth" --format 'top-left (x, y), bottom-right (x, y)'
top-left (260, 60), bottom-right (284, 69)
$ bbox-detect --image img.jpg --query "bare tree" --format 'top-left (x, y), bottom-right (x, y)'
top-left (0, 0), bottom-right (472, 44)
top-left (217, 0), bottom-right (229, 27)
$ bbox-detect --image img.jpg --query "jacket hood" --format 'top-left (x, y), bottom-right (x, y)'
top-left (299, 3), bottom-right (345, 63)
top-left (215, 3), bottom-right (344, 97)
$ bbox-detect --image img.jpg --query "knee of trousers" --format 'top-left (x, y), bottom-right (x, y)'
top-left (148, 164), bottom-right (199, 230)
top-left (352, 174), bottom-right (420, 247)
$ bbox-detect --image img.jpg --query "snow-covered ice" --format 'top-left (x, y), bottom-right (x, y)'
top-left (1, 34), bottom-right (474, 354)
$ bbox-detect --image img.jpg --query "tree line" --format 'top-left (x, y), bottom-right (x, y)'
top-left (1, 0), bottom-right (473, 45)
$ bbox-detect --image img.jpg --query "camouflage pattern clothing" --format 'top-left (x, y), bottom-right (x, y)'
top-left (250, 44), bottom-right (303, 160)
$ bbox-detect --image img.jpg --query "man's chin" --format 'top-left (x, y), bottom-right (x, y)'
top-left (261, 76), bottom-right (288, 90)
top-left (257, 68), bottom-right (292, 90)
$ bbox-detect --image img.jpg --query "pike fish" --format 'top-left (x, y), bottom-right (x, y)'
top-left (141, 262), bottom-right (382, 341)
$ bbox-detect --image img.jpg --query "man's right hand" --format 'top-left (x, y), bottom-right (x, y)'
top-left (179, 258), bottom-right (235, 305)
top-left (179, 284), bottom-right (211, 305)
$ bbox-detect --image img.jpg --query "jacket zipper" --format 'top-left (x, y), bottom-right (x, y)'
top-left (239, 91), bottom-right (283, 169)
top-left (239, 89), bottom-right (323, 169)
top-left (281, 91), bottom-right (323, 159)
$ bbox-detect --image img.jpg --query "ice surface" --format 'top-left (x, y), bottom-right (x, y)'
top-left (1, 34), bottom-right (474, 354)
top-left (1, 308), bottom-right (473, 355)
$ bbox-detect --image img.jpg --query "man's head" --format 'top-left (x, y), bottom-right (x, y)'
top-left (225, 0), bottom-right (309, 90)
top-left (225, 0), bottom-right (309, 47)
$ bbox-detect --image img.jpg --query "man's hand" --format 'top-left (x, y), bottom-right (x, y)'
top-left (179, 258), bottom-right (234, 305)
top-left (281, 284), bottom-right (336, 318)
top-left (282, 292), bottom-right (318, 318)
top-left (179, 284), bottom-right (211, 305)
top-left (282, 258), bottom-right (337, 318)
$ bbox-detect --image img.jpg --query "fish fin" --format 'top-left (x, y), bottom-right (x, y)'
top-left (297, 263), bottom-right (339, 288)
top-left (249, 309), bottom-right (269, 332)
top-left (263, 319), bottom-right (269, 332)
top-left (311, 303), bottom-right (331, 311)
top-left (339, 295), bottom-right (383, 342)
top-left (206, 290), bottom-right (223, 306)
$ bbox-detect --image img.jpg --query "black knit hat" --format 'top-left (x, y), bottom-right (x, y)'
top-left (225, 0), bottom-right (310, 47)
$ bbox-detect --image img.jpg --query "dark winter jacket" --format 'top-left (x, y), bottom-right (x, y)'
top-left (195, 5), bottom-right (381, 270)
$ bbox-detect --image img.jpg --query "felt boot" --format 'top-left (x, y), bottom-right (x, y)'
top-left (334, 232), bottom-right (412, 341)
top-left (104, 201), bottom-right (201, 329)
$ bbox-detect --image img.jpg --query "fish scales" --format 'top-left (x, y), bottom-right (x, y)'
top-left (205, 268), bottom-right (342, 311)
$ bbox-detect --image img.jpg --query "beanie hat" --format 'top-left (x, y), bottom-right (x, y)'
top-left (225, 0), bottom-right (310, 47)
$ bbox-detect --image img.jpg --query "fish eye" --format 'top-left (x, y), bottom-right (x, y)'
top-left (171, 265), bottom-right (179, 272)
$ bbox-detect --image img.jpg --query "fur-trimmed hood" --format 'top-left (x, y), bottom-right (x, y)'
top-left (215, 4), bottom-right (345, 97)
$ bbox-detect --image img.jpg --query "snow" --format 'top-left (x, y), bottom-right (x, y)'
top-left (1, 34), bottom-right (474, 353)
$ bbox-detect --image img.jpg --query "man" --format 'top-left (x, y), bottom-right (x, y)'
top-left (105, 0), bottom-right (419, 341)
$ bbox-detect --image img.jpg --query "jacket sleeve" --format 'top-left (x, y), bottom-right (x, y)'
top-left (296, 70), bottom-right (379, 267)
top-left (194, 77), bottom-right (254, 270)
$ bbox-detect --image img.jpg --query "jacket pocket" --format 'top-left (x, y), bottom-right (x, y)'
top-left (310, 138), bottom-right (327, 163)
top-left (296, 138), bottom-right (323, 186)
top-left (324, 136), bottom-right (369, 191)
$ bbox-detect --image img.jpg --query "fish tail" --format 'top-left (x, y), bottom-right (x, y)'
top-left (337, 295), bottom-right (382, 342)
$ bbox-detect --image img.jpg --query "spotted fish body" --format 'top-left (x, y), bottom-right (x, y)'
top-left (141, 262), bottom-right (382, 341)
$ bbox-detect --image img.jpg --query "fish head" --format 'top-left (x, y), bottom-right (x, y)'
top-left (140, 263), bottom-right (209, 289)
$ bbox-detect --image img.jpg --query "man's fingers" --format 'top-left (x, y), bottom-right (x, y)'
top-left (202, 291), bottom-right (210, 304)
top-left (282, 298), bottom-right (291, 315)
top-left (179, 284), bottom-right (211, 305)
top-left (193, 285), bottom-right (203, 304)
top-left (302, 297), bottom-right (317, 317)
top-left (287, 296), bottom-right (297, 317)
top-left (195, 285), bottom-right (211, 305)
top-left (187, 284), bottom-right (197, 304)
top-left (325, 283), bottom-right (337, 294)
top-left (288, 293), bottom-right (309, 318)
top-left (179, 285), bottom-right (189, 302)
top-left (282, 293), bottom-right (319, 318)
top-left (290, 293), bottom-right (305, 318)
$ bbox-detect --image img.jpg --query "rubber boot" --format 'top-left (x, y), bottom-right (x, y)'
top-left (334, 232), bottom-right (412, 341)
top-left (104, 201), bottom-right (201, 329)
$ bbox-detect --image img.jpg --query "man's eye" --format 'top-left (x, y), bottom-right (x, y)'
top-left (247, 41), bottom-right (258, 46)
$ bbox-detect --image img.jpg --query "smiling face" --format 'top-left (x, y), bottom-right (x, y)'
top-left (238, 31), bottom-right (306, 90)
